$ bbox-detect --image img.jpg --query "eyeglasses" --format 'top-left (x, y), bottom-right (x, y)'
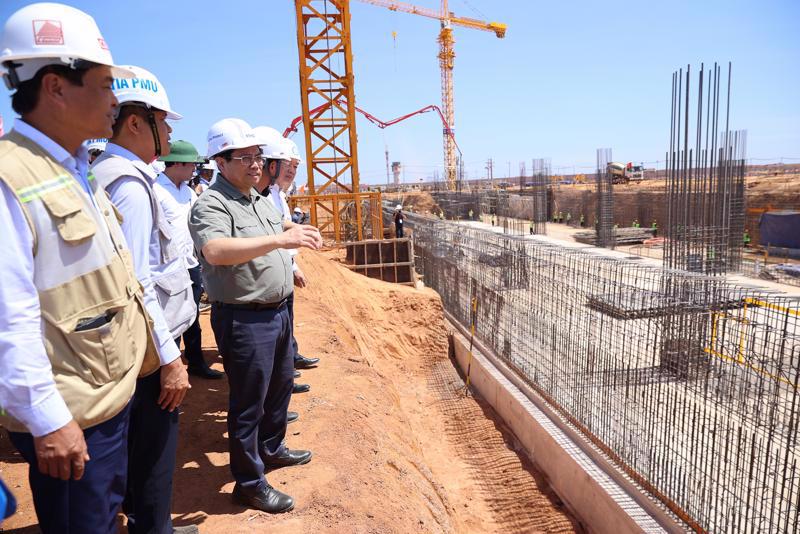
top-left (230, 154), bottom-right (265, 166)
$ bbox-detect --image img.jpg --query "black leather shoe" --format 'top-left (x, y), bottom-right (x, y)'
top-left (263, 449), bottom-right (312, 468)
top-left (294, 355), bottom-right (320, 369)
top-left (187, 364), bottom-right (224, 379)
top-left (232, 483), bottom-right (294, 514)
top-left (293, 370), bottom-right (301, 379)
top-left (292, 383), bottom-right (310, 394)
top-left (287, 411), bottom-right (299, 424)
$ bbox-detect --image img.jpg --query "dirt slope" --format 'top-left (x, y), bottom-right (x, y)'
top-left (0, 250), bottom-right (579, 534)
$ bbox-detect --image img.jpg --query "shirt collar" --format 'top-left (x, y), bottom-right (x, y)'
top-left (268, 183), bottom-right (288, 200)
top-left (215, 174), bottom-right (260, 202)
top-left (156, 173), bottom-right (184, 192)
top-left (13, 119), bottom-right (89, 180)
top-left (104, 142), bottom-right (159, 181)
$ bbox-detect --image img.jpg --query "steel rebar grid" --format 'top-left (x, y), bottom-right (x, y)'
top-left (405, 217), bottom-right (800, 533)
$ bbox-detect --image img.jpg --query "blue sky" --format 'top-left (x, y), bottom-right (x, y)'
top-left (1, 0), bottom-right (798, 185)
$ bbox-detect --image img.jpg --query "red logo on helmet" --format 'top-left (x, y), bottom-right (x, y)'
top-left (32, 20), bottom-right (64, 46)
top-left (98, 38), bottom-right (109, 50)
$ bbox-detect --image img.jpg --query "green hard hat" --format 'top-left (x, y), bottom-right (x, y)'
top-left (159, 140), bottom-right (203, 163)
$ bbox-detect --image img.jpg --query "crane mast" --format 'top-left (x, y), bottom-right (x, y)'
top-left (357, 0), bottom-right (506, 191)
top-left (438, 7), bottom-right (456, 189)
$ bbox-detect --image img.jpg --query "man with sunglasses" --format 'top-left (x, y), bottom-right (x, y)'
top-left (189, 118), bottom-right (322, 514)
top-left (92, 66), bottom-right (196, 534)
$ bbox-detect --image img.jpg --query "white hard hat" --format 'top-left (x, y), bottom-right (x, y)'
top-left (112, 65), bottom-right (181, 120)
top-left (253, 126), bottom-right (291, 162)
top-left (207, 118), bottom-right (259, 158)
top-left (84, 138), bottom-right (107, 152)
top-left (282, 137), bottom-right (303, 164)
top-left (293, 207), bottom-right (302, 213)
top-left (0, 3), bottom-right (134, 88)
top-left (395, 204), bottom-right (402, 210)
top-left (151, 160), bottom-right (166, 174)
top-left (202, 160), bottom-right (217, 171)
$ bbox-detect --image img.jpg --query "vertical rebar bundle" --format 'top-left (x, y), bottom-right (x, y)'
top-left (530, 158), bottom-right (550, 235)
top-left (664, 63), bottom-right (746, 275)
top-left (596, 148), bottom-right (615, 248)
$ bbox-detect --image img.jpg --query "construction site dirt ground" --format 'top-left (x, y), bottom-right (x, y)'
top-left (0, 250), bottom-right (581, 534)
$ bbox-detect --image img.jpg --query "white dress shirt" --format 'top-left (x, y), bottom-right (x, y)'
top-left (267, 183), bottom-right (299, 272)
top-left (153, 173), bottom-right (198, 270)
top-left (0, 120), bottom-right (93, 436)
top-left (101, 143), bottom-right (180, 366)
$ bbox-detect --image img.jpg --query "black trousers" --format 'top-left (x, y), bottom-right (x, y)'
top-left (288, 292), bottom-right (300, 361)
top-left (177, 265), bottom-right (205, 369)
top-left (9, 403), bottom-right (131, 534)
top-left (124, 369), bottom-right (180, 534)
top-left (210, 302), bottom-right (294, 494)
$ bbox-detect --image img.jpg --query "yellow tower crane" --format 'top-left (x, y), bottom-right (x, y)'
top-left (356, 0), bottom-right (506, 191)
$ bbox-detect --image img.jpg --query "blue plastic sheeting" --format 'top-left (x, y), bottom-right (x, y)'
top-left (759, 210), bottom-right (800, 248)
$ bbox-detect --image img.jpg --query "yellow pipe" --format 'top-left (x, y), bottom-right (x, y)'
top-left (744, 297), bottom-right (800, 318)
top-left (704, 347), bottom-right (798, 390)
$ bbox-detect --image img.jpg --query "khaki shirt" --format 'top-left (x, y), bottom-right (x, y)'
top-left (188, 175), bottom-right (293, 304)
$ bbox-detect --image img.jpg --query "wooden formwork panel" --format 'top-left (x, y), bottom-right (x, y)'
top-left (345, 237), bottom-right (415, 286)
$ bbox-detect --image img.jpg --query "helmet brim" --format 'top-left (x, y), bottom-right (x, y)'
top-left (109, 64), bottom-right (136, 79)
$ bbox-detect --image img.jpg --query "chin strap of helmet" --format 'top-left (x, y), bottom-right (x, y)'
top-left (144, 107), bottom-right (162, 158)
top-left (114, 102), bottom-right (163, 158)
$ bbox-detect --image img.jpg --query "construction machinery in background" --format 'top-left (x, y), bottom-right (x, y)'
top-left (608, 161), bottom-right (644, 184)
top-left (355, 0), bottom-right (506, 191)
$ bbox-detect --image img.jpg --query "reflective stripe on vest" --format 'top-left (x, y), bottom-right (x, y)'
top-left (0, 131), bottom-right (158, 432)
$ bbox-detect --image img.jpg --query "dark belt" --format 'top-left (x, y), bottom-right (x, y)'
top-left (213, 299), bottom-right (287, 311)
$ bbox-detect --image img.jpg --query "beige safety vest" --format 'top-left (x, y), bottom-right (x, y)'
top-left (92, 152), bottom-right (196, 338)
top-left (0, 131), bottom-right (159, 433)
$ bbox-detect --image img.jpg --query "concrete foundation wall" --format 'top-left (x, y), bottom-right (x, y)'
top-left (446, 315), bottom-right (686, 534)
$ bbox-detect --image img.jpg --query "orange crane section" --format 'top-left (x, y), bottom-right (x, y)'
top-left (295, 0), bottom-right (384, 242)
top-left (356, 0), bottom-right (506, 190)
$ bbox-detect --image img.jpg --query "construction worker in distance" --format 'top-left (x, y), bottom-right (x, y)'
top-left (743, 229), bottom-right (751, 247)
top-left (565, 212), bottom-right (572, 225)
top-left (292, 206), bottom-right (307, 224)
top-left (580, 214), bottom-right (586, 227)
top-left (154, 140), bottom-right (224, 380)
top-left (651, 220), bottom-right (658, 237)
top-left (468, 208), bottom-right (474, 220)
top-left (632, 219), bottom-right (640, 228)
top-left (529, 220), bottom-right (534, 235)
top-left (85, 137), bottom-right (107, 163)
top-left (189, 118), bottom-right (322, 514)
top-left (395, 204), bottom-right (405, 237)
top-left (253, 127), bottom-right (317, 392)
top-left (0, 4), bottom-right (159, 533)
top-left (92, 66), bottom-right (197, 534)
top-left (194, 161), bottom-right (215, 193)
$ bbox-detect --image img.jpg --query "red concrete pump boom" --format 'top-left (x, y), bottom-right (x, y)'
top-left (284, 98), bottom-right (462, 156)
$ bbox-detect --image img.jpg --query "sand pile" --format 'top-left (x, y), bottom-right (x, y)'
top-left (0, 249), bottom-right (579, 534)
